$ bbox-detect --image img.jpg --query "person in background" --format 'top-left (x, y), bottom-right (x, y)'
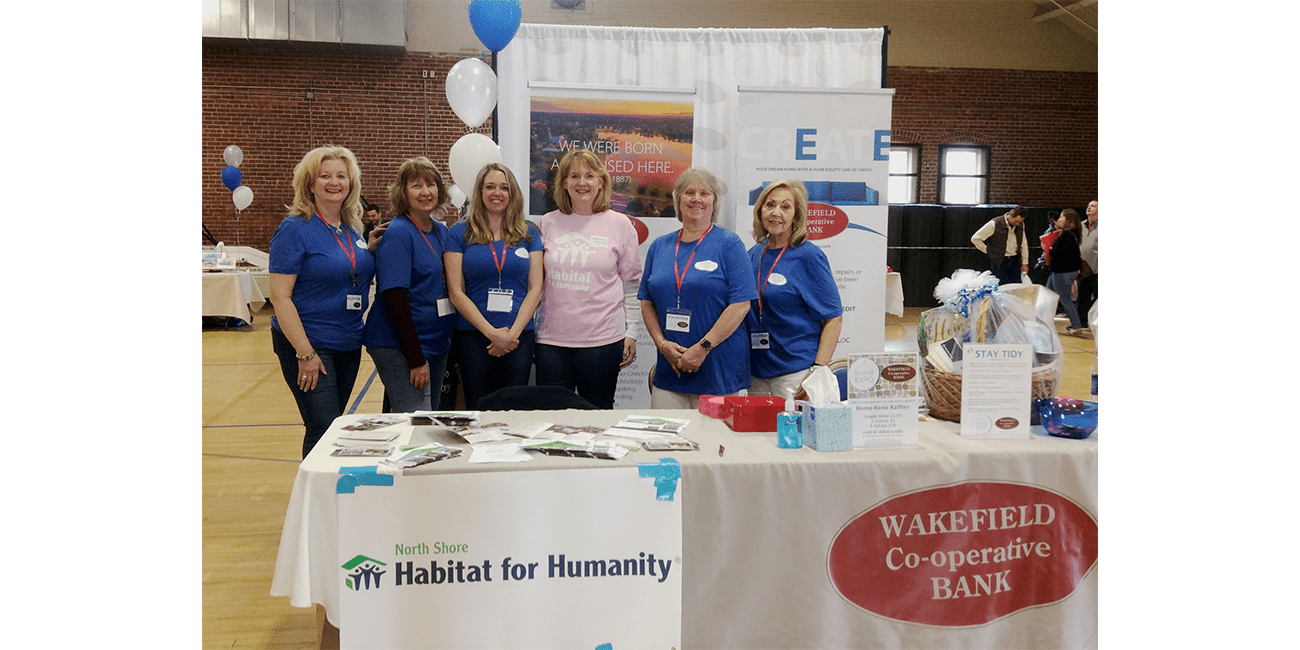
top-left (268, 146), bottom-right (376, 458)
top-left (535, 149), bottom-right (643, 409)
top-left (744, 180), bottom-right (843, 400)
top-left (1076, 199), bottom-right (1098, 329)
top-left (1045, 208), bottom-right (1087, 336)
top-left (444, 163), bottom-right (544, 409)
top-left (361, 197), bottom-right (386, 241)
top-left (363, 157), bottom-right (455, 412)
top-left (639, 168), bottom-right (757, 409)
top-left (971, 205), bottom-right (1029, 287)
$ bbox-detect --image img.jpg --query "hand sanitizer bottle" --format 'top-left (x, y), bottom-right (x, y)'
top-left (777, 398), bottom-right (802, 449)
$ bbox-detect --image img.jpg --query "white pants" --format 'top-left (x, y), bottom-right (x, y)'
top-left (749, 369), bottom-right (810, 402)
top-left (650, 387), bottom-right (740, 409)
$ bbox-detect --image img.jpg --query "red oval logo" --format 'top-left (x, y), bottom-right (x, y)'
top-left (805, 202), bottom-right (848, 240)
top-left (881, 364), bottom-right (916, 382)
top-left (827, 482), bottom-right (1097, 627)
top-left (995, 417), bottom-right (1019, 430)
top-left (628, 216), bottom-right (649, 245)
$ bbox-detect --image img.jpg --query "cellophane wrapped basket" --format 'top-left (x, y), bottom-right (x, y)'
top-left (918, 271), bottom-right (1063, 422)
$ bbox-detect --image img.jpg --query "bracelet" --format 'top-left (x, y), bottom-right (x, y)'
top-left (296, 350), bottom-right (317, 361)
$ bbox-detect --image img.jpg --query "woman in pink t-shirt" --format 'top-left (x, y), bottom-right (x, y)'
top-left (535, 149), bottom-right (644, 408)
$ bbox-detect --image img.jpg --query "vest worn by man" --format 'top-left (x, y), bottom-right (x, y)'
top-left (984, 215), bottom-right (1023, 266)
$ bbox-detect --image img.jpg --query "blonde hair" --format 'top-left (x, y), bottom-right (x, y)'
top-left (287, 146), bottom-right (363, 233)
top-left (751, 180), bottom-right (810, 247)
top-left (671, 168), bottom-right (722, 223)
top-left (464, 163), bottom-right (532, 247)
top-left (552, 149), bottom-right (613, 215)
top-left (388, 157), bottom-right (448, 218)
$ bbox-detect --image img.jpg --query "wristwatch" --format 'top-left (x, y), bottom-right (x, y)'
top-left (699, 338), bottom-right (712, 351)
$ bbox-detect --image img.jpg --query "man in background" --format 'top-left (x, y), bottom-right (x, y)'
top-left (971, 206), bottom-right (1030, 287)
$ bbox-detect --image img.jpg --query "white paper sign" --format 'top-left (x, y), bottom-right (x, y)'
top-left (338, 468), bottom-right (683, 649)
top-left (960, 343), bottom-right (1033, 439)
top-left (846, 352), bottom-right (921, 448)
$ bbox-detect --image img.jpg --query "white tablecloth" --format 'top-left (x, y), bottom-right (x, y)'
top-left (270, 409), bottom-right (1097, 649)
top-left (202, 270), bottom-right (266, 322)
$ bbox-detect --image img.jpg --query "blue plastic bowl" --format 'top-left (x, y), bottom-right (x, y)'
top-left (1034, 398), bottom-right (1098, 439)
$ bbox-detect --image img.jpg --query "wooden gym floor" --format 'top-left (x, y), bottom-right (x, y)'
top-left (201, 301), bottom-right (1096, 649)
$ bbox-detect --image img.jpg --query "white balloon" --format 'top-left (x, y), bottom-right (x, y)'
top-left (232, 185), bottom-right (254, 211)
top-left (448, 184), bottom-right (467, 208)
top-left (448, 133), bottom-right (504, 191)
top-left (445, 58), bottom-right (498, 129)
top-left (223, 144), bottom-right (244, 167)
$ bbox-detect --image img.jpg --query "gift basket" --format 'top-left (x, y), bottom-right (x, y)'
top-left (917, 270), bottom-right (1062, 422)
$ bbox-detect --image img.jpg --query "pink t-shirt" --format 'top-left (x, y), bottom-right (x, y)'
top-left (535, 209), bottom-right (643, 347)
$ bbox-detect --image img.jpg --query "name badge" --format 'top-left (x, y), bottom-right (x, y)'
top-left (437, 297), bottom-right (454, 317)
top-left (486, 288), bottom-right (514, 313)
top-left (346, 294), bottom-right (363, 311)
top-left (750, 330), bottom-right (771, 350)
top-left (666, 308), bottom-right (692, 333)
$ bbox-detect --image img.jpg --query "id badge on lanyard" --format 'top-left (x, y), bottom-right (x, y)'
top-left (486, 288), bottom-right (514, 313)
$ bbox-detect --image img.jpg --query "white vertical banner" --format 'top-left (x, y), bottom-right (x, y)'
top-left (337, 466), bottom-right (683, 649)
top-left (734, 87), bottom-right (895, 354)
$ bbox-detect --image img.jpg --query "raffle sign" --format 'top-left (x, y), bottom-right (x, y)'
top-left (734, 87), bottom-right (895, 353)
top-left (337, 466), bottom-right (682, 649)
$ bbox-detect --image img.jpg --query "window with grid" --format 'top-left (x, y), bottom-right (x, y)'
top-left (887, 144), bottom-right (920, 204)
top-left (938, 145), bottom-right (990, 205)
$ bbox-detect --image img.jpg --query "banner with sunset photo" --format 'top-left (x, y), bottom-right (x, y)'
top-left (527, 86), bottom-right (696, 217)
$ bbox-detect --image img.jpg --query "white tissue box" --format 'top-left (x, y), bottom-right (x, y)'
top-left (800, 402), bottom-right (853, 452)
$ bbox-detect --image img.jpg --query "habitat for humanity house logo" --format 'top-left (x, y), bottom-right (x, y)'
top-left (342, 555), bottom-right (388, 591)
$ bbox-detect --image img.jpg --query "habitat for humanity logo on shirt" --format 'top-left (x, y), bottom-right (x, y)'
top-left (548, 231), bottom-right (606, 290)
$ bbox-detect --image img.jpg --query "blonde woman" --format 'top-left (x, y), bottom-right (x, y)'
top-left (535, 149), bottom-right (642, 408)
top-left (638, 168), bottom-right (757, 408)
top-left (744, 180), bottom-right (843, 400)
top-left (444, 163), bottom-right (544, 408)
top-left (269, 146), bottom-right (376, 458)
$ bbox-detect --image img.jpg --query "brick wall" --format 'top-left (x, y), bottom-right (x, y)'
top-left (202, 42), bottom-right (1096, 251)
top-left (888, 66), bottom-right (1098, 206)
top-left (202, 40), bottom-right (485, 251)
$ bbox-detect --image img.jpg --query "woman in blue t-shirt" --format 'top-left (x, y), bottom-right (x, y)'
top-left (639, 168), bottom-right (757, 408)
top-left (269, 146), bottom-right (376, 458)
top-left (444, 163), bottom-right (544, 409)
top-left (744, 180), bottom-right (843, 400)
top-left (362, 157), bottom-right (455, 412)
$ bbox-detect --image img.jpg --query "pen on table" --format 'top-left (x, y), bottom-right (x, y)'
top-left (718, 445), bottom-right (725, 457)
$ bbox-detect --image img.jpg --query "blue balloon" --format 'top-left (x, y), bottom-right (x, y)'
top-left (221, 165), bottom-right (242, 191)
top-left (468, 0), bottom-right (521, 53)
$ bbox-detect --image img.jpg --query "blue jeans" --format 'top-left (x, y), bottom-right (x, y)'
top-left (367, 346), bottom-right (449, 413)
top-left (535, 340), bottom-right (625, 409)
top-left (271, 327), bottom-right (362, 458)
top-left (453, 329), bottom-right (536, 409)
top-left (990, 257), bottom-right (1021, 287)
top-left (1047, 270), bottom-right (1083, 329)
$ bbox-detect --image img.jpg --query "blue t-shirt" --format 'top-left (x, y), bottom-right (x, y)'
top-left (363, 215), bottom-right (454, 357)
top-left (638, 226), bottom-right (758, 395)
top-left (445, 220), bottom-right (543, 331)
top-left (269, 214), bottom-right (376, 351)
top-left (745, 241), bottom-right (844, 378)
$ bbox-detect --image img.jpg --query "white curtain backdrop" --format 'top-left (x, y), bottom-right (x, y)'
top-left (498, 23), bottom-right (885, 231)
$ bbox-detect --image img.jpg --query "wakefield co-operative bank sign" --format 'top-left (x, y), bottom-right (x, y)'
top-left (828, 481), bottom-right (1098, 627)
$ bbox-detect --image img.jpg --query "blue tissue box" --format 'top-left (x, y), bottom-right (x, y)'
top-left (800, 402), bottom-right (853, 452)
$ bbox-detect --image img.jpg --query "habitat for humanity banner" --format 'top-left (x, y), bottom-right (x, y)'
top-left (735, 88), bottom-right (895, 353)
top-left (337, 466), bottom-right (682, 649)
top-left (527, 83), bottom-right (695, 218)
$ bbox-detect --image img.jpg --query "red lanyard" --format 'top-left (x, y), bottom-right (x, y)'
top-left (673, 225), bottom-right (713, 297)
top-left (487, 239), bottom-right (507, 287)
top-left (413, 218), bottom-right (443, 258)
top-left (317, 214), bottom-right (357, 273)
top-left (755, 243), bottom-right (788, 322)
